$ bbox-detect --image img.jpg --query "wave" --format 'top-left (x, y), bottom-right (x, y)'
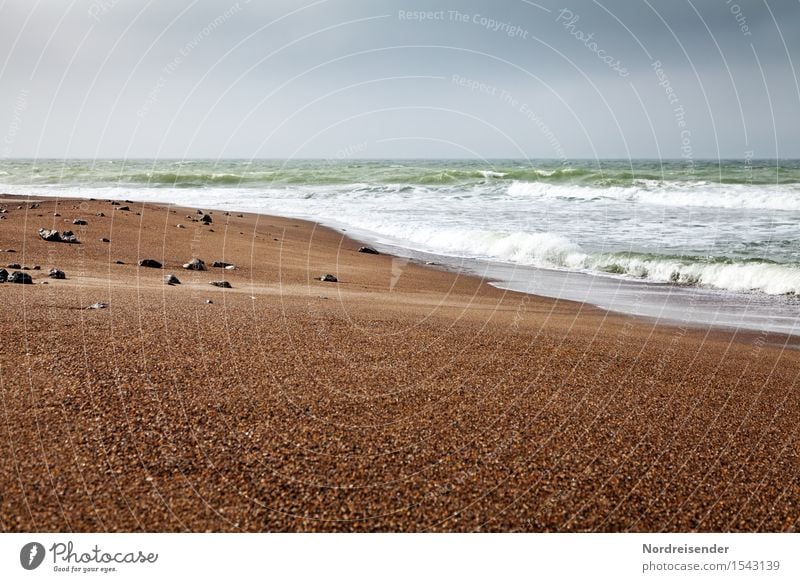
top-left (507, 180), bottom-right (800, 211)
top-left (373, 225), bottom-right (800, 295)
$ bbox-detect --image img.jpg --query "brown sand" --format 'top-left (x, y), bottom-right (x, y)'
top-left (0, 194), bottom-right (798, 532)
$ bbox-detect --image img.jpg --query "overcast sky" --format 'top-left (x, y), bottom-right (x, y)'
top-left (1, 0), bottom-right (798, 159)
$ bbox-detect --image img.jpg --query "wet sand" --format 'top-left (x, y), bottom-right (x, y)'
top-left (0, 195), bottom-right (798, 532)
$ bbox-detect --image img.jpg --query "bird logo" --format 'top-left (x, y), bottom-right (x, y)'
top-left (19, 542), bottom-right (46, 570)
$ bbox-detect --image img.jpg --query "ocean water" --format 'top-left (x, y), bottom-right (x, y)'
top-left (2, 158), bottom-right (799, 332)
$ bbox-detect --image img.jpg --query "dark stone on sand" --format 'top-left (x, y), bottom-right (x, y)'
top-left (117, 206), bottom-right (130, 211)
top-left (38, 228), bottom-right (61, 242)
top-left (32, 265), bottom-right (40, 270)
top-left (0, 269), bottom-right (7, 283)
top-left (4, 249), bottom-right (15, 253)
top-left (48, 268), bottom-right (66, 279)
top-left (38, 228), bottom-right (79, 243)
top-left (114, 260), bottom-right (125, 265)
top-left (210, 281), bottom-right (232, 288)
top-left (53, 213), bottom-right (61, 217)
top-left (111, 201), bottom-right (120, 205)
top-left (182, 258), bottom-right (206, 271)
top-left (206, 299), bottom-right (214, 304)
top-left (138, 259), bottom-right (162, 268)
top-left (200, 214), bottom-right (213, 224)
top-left (7, 271), bottom-right (32, 284)
top-left (86, 302), bottom-right (108, 309)
top-left (211, 260), bottom-right (233, 268)
top-left (7, 263), bottom-right (21, 269)
top-left (73, 218), bottom-right (88, 225)
top-left (319, 274), bottom-right (338, 282)
top-left (96, 212), bottom-right (105, 217)
top-left (100, 238), bottom-right (110, 243)
top-left (358, 246), bottom-right (380, 255)
top-left (164, 274), bottom-right (181, 285)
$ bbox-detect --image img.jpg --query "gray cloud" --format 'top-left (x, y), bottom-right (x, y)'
top-left (0, 0), bottom-right (797, 158)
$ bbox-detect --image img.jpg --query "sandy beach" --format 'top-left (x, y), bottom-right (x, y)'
top-left (0, 194), bottom-right (798, 532)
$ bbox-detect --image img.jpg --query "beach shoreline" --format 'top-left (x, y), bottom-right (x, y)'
top-left (1, 194), bottom-right (798, 532)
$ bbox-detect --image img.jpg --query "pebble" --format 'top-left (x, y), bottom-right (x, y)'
top-left (48, 268), bottom-right (66, 279)
top-left (138, 259), bottom-right (162, 268)
top-left (177, 224), bottom-right (186, 229)
top-left (210, 281), bottom-right (232, 288)
top-left (86, 302), bottom-right (108, 309)
top-left (319, 274), bottom-right (338, 282)
top-left (7, 271), bottom-right (32, 284)
top-left (164, 274), bottom-right (181, 285)
top-left (73, 218), bottom-right (88, 225)
top-left (358, 246), bottom-right (380, 255)
top-left (200, 214), bottom-right (213, 224)
top-left (7, 263), bottom-right (21, 269)
top-left (0, 268), bottom-right (7, 283)
top-left (38, 228), bottom-right (79, 243)
top-left (212, 261), bottom-right (233, 268)
top-left (100, 238), bottom-right (110, 243)
top-left (182, 258), bottom-right (206, 271)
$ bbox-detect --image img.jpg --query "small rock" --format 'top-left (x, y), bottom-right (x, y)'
top-left (32, 265), bottom-right (40, 270)
top-left (100, 238), bottom-right (110, 243)
top-left (224, 265), bottom-right (235, 270)
top-left (182, 258), bottom-right (206, 271)
top-left (210, 281), bottom-right (232, 288)
top-left (4, 249), bottom-right (15, 253)
top-left (73, 218), bottom-right (88, 225)
top-left (29, 203), bottom-right (40, 209)
top-left (164, 274), bottom-right (181, 285)
top-left (53, 213), bottom-right (61, 217)
top-left (206, 299), bottom-right (214, 304)
top-left (318, 274), bottom-right (338, 282)
top-left (211, 260), bottom-right (233, 268)
top-left (96, 212), bottom-right (105, 217)
top-left (37, 228), bottom-right (61, 242)
top-left (48, 268), bottom-right (66, 279)
top-left (60, 230), bottom-right (79, 243)
top-left (0, 268), bottom-right (7, 283)
top-left (7, 263), bottom-right (21, 269)
top-left (176, 224), bottom-right (186, 229)
top-left (138, 259), bottom-right (162, 268)
top-left (200, 214), bottom-right (212, 224)
top-left (38, 228), bottom-right (79, 243)
top-left (110, 201), bottom-right (120, 206)
top-left (116, 206), bottom-right (130, 211)
top-left (358, 246), bottom-right (380, 255)
top-left (7, 271), bottom-right (32, 284)
top-left (86, 302), bottom-right (108, 309)
top-left (236, 214), bottom-right (243, 218)
top-left (114, 260), bottom-right (125, 265)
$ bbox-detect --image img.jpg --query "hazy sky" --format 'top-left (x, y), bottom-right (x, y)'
top-left (1, 0), bottom-right (798, 159)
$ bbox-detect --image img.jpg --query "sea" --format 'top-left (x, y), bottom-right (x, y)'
top-left (1, 158), bottom-right (799, 336)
